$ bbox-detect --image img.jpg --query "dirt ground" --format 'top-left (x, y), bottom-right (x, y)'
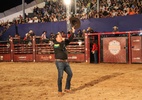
top-left (0, 62), bottom-right (142, 100)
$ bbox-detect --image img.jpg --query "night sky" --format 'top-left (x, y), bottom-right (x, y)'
top-left (0, 0), bottom-right (34, 13)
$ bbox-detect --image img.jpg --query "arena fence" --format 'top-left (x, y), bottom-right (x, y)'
top-left (0, 41), bottom-right (11, 61)
top-left (0, 36), bottom-right (85, 62)
top-left (0, 31), bottom-right (142, 64)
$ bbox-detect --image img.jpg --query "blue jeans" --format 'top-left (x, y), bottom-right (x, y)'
top-left (94, 51), bottom-right (98, 63)
top-left (55, 61), bottom-right (73, 92)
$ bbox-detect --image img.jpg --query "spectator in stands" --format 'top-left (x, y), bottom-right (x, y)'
top-left (41, 31), bottom-right (48, 43)
top-left (87, 27), bottom-right (94, 33)
top-left (68, 29), bottom-right (76, 38)
top-left (128, 8), bottom-right (136, 15)
top-left (33, 17), bottom-right (39, 23)
top-left (82, 29), bottom-right (86, 38)
top-left (2, 0), bottom-right (142, 37)
top-left (61, 31), bottom-right (67, 38)
top-left (23, 32), bottom-right (32, 44)
top-left (76, 29), bottom-right (83, 39)
top-left (28, 29), bottom-right (35, 37)
top-left (2, 0), bottom-right (142, 24)
top-left (67, 31), bottom-right (71, 39)
top-left (110, 25), bottom-right (119, 37)
top-left (113, 26), bottom-right (119, 32)
top-left (14, 34), bottom-right (20, 38)
top-left (7, 34), bottom-right (12, 42)
top-left (13, 34), bottom-right (20, 44)
top-left (28, 18), bottom-right (34, 23)
top-left (49, 32), bottom-right (55, 41)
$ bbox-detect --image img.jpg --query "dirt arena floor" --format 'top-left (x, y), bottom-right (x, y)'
top-left (0, 62), bottom-right (142, 100)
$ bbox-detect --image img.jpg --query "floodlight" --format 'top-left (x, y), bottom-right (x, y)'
top-left (63, 0), bottom-right (71, 5)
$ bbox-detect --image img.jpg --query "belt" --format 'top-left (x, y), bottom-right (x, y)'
top-left (56, 59), bottom-right (68, 62)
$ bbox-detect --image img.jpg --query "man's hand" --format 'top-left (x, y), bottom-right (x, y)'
top-left (71, 27), bottom-right (75, 33)
top-left (92, 51), bottom-right (95, 54)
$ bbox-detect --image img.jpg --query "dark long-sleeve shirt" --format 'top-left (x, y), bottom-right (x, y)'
top-left (53, 33), bottom-right (74, 60)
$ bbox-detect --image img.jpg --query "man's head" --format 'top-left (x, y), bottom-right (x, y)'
top-left (113, 26), bottom-right (118, 30)
top-left (29, 30), bottom-right (33, 33)
top-left (55, 32), bottom-right (63, 42)
top-left (43, 31), bottom-right (47, 34)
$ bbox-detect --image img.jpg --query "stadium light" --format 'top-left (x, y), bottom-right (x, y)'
top-left (22, 0), bottom-right (25, 20)
top-left (97, 0), bottom-right (100, 12)
top-left (63, 0), bottom-right (71, 5)
top-left (63, 0), bottom-right (72, 32)
top-left (74, 0), bottom-right (77, 14)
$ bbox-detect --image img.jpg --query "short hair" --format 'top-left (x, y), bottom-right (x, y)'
top-left (113, 26), bottom-right (118, 29)
top-left (54, 32), bottom-right (60, 39)
top-left (42, 31), bottom-right (47, 33)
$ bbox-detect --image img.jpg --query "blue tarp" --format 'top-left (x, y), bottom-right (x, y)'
top-left (1, 14), bottom-right (142, 41)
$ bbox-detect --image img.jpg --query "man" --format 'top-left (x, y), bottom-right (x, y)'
top-left (91, 40), bottom-right (98, 64)
top-left (112, 26), bottom-right (120, 37)
top-left (28, 29), bottom-right (35, 37)
top-left (86, 27), bottom-right (94, 33)
top-left (41, 31), bottom-right (47, 43)
top-left (49, 32), bottom-right (55, 41)
top-left (53, 27), bottom-right (75, 96)
top-left (113, 26), bottom-right (119, 32)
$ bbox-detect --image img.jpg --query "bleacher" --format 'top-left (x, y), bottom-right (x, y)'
top-left (0, 0), bottom-right (45, 22)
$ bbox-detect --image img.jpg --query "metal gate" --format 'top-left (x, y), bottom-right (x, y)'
top-left (102, 37), bottom-right (128, 63)
top-left (131, 36), bottom-right (142, 63)
top-left (0, 41), bottom-right (11, 62)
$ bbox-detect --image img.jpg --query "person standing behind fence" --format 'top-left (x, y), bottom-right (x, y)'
top-left (91, 40), bottom-right (98, 64)
top-left (23, 33), bottom-right (32, 44)
top-left (41, 31), bottom-right (47, 43)
top-left (53, 27), bottom-right (75, 97)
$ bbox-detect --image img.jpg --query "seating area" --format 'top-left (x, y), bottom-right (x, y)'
top-left (1, 0), bottom-right (142, 29)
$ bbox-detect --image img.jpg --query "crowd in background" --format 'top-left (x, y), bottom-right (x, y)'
top-left (11, 0), bottom-right (142, 24)
top-left (10, 26), bottom-right (92, 44)
top-left (1, 0), bottom-right (142, 37)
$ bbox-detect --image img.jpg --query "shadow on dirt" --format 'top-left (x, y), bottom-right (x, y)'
top-left (72, 72), bottom-right (124, 92)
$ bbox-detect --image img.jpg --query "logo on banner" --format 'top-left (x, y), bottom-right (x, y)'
top-left (41, 55), bottom-right (52, 60)
top-left (68, 56), bottom-right (77, 59)
top-left (18, 56), bottom-right (27, 60)
top-left (108, 40), bottom-right (121, 55)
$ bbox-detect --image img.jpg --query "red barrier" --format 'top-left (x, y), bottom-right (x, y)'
top-left (1, 31), bottom-right (142, 63)
top-left (5, 36), bottom-right (85, 62)
top-left (131, 36), bottom-right (142, 63)
top-left (13, 44), bottom-right (34, 62)
top-left (35, 43), bottom-right (55, 62)
top-left (35, 40), bottom-right (85, 62)
top-left (67, 41), bottom-right (85, 62)
top-left (0, 42), bottom-right (11, 62)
